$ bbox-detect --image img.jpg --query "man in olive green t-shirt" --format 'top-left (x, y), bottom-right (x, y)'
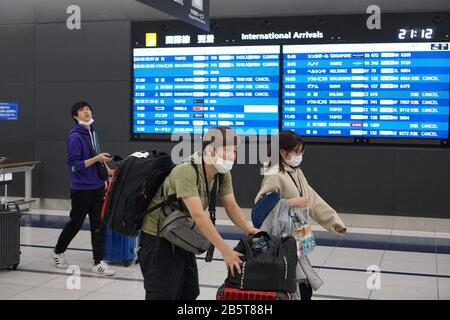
top-left (141, 152), bottom-right (234, 236)
top-left (138, 127), bottom-right (259, 300)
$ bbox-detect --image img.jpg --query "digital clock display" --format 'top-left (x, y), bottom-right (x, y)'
top-left (398, 28), bottom-right (434, 40)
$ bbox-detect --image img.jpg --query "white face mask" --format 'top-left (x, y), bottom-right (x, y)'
top-left (213, 157), bottom-right (234, 173)
top-left (78, 118), bottom-right (94, 126)
top-left (285, 154), bottom-right (303, 167)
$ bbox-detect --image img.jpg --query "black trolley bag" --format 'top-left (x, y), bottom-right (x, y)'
top-left (0, 171), bottom-right (21, 270)
top-left (217, 231), bottom-right (297, 300)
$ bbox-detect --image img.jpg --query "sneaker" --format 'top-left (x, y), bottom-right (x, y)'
top-left (52, 251), bottom-right (68, 269)
top-left (92, 261), bottom-right (115, 276)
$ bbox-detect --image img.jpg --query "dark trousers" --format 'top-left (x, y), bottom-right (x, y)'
top-left (138, 232), bottom-right (199, 300)
top-left (55, 187), bottom-right (105, 265)
top-left (299, 282), bottom-right (313, 300)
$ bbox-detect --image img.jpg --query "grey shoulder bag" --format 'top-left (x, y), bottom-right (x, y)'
top-left (160, 159), bottom-right (222, 259)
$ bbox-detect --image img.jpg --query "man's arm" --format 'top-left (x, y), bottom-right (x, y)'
top-left (182, 196), bottom-right (243, 276)
top-left (182, 196), bottom-right (231, 254)
top-left (83, 153), bottom-right (111, 168)
top-left (221, 193), bottom-right (258, 234)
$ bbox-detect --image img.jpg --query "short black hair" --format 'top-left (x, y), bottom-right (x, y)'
top-left (71, 101), bottom-right (93, 122)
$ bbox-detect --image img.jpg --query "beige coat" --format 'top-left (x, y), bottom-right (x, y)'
top-left (255, 164), bottom-right (346, 235)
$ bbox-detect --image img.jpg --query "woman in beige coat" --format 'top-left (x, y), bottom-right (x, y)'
top-left (255, 130), bottom-right (347, 300)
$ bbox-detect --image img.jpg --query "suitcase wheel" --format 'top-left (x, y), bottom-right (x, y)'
top-left (124, 261), bottom-right (133, 267)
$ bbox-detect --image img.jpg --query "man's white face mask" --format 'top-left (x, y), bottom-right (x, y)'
top-left (213, 157), bottom-right (234, 173)
top-left (78, 118), bottom-right (94, 126)
top-left (210, 146), bottom-right (235, 173)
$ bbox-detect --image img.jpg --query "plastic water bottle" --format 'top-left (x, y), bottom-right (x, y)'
top-left (251, 237), bottom-right (268, 253)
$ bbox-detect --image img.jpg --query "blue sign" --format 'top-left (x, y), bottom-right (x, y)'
top-left (136, 0), bottom-right (210, 31)
top-left (0, 102), bottom-right (18, 121)
top-left (282, 43), bottom-right (450, 139)
top-left (133, 46), bottom-right (280, 135)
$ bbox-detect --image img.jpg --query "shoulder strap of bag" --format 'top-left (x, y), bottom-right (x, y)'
top-left (79, 132), bottom-right (95, 157)
top-left (197, 157), bottom-right (223, 226)
top-left (199, 156), bottom-right (224, 262)
top-left (287, 171), bottom-right (302, 197)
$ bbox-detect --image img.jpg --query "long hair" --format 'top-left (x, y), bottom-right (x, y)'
top-left (269, 130), bottom-right (304, 173)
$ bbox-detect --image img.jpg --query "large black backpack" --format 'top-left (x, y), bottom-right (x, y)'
top-left (103, 150), bottom-right (223, 238)
top-left (103, 150), bottom-right (175, 237)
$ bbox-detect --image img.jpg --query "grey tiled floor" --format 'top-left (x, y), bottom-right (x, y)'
top-left (1, 219), bottom-right (449, 300)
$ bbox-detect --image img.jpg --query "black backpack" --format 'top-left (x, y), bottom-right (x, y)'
top-left (103, 150), bottom-right (175, 237)
top-left (103, 151), bottom-right (223, 238)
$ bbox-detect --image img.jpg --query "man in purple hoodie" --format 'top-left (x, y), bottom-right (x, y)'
top-left (52, 101), bottom-right (115, 276)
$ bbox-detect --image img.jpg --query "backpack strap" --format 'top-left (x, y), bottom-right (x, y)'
top-left (143, 157), bottom-right (223, 257)
top-left (190, 158), bottom-right (200, 188)
top-left (152, 160), bottom-right (200, 239)
top-left (78, 132), bottom-right (96, 158)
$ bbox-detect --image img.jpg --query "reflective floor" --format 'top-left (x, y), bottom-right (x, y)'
top-left (0, 209), bottom-right (449, 300)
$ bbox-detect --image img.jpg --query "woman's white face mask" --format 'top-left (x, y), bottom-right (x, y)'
top-left (284, 153), bottom-right (303, 167)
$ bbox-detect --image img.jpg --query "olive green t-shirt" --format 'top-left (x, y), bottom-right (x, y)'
top-left (141, 153), bottom-right (233, 236)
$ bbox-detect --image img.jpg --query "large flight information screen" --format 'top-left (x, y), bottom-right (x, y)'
top-left (133, 45), bottom-right (280, 135)
top-left (282, 42), bottom-right (450, 139)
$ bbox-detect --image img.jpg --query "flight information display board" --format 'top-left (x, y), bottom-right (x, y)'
top-left (133, 45), bottom-right (280, 135)
top-left (282, 42), bottom-right (450, 140)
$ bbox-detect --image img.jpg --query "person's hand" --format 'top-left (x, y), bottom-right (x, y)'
top-left (96, 153), bottom-right (112, 163)
top-left (222, 247), bottom-right (243, 277)
top-left (107, 168), bottom-right (115, 177)
top-left (246, 226), bottom-right (260, 235)
top-left (334, 225), bottom-right (347, 234)
top-left (0, 157), bottom-right (6, 164)
top-left (290, 197), bottom-right (308, 208)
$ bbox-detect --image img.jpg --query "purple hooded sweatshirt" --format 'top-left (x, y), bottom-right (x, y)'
top-left (66, 124), bottom-right (105, 190)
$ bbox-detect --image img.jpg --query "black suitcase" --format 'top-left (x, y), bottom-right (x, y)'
top-left (0, 202), bottom-right (21, 270)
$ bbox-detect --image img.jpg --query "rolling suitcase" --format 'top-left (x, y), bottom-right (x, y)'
top-left (104, 226), bottom-right (137, 267)
top-left (0, 172), bottom-right (21, 270)
top-left (216, 284), bottom-right (291, 300)
top-left (102, 163), bottom-right (137, 267)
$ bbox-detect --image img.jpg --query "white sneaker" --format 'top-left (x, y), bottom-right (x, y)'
top-left (92, 261), bottom-right (115, 276)
top-left (52, 251), bottom-right (68, 269)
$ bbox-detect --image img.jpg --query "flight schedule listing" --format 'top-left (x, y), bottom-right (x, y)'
top-left (282, 42), bottom-right (450, 139)
top-left (133, 46), bottom-right (280, 134)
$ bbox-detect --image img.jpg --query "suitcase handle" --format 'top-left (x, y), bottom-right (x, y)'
top-left (0, 202), bottom-right (20, 214)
